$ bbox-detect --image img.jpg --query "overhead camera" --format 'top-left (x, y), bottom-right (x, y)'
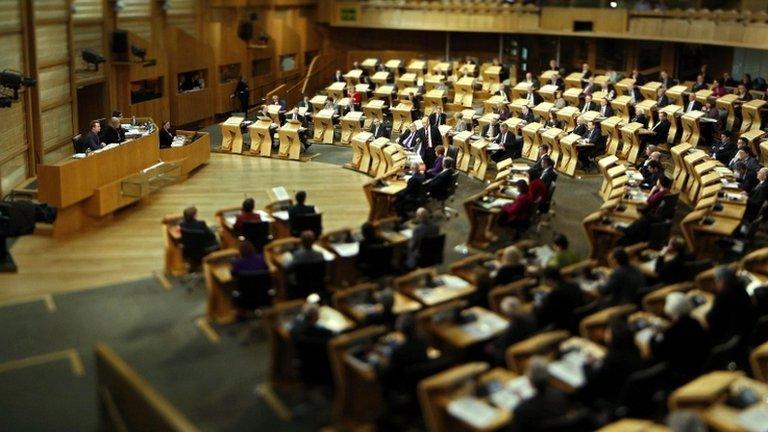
top-left (82, 48), bottom-right (106, 71)
top-left (0, 70), bottom-right (36, 106)
top-left (131, 44), bottom-right (147, 62)
top-left (0, 97), bottom-right (11, 109)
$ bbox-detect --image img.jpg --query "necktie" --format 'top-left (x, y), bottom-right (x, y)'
top-left (406, 133), bottom-right (413, 147)
top-left (428, 128), bottom-right (433, 148)
top-left (501, 133), bottom-right (506, 144)
top-left (582, 104), bottom-right (587, 113)
top-left (375, 126), bottom-right (379, 136)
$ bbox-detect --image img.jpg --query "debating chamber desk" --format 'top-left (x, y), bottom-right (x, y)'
top-left (37, 118), bottom-right (210, 236)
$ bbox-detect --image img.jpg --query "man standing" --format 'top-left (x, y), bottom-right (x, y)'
top-left (418, 117), bottom-right (440, 168)
top-left (233, 76), bottom-right (250, 117)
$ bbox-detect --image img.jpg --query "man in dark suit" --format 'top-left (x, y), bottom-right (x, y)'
top-left (578, 121), bottom-right (603, 168)
top-left (734, 162), bottom-right (758, 193)
top-left (539, 157), bottom-right (557, 190)
top-left (529, 144), bottom-right (551, 180)
top-left (83, 120), bottom-right (104, 152)
top-left (398, 123), bottom-right (418, 150)
top-left (370, 119), bottom-right (390, 139)
top-left (428, 106), bottom-right (447, 127)
top-left (407, 207), bottom-right (440, 268)
top-left (631, 69), bottom-right (645, 86)
top-left (287, 190), bottom-right (316, 226)
top-left (180, 206), bottom-right (218, 247)
top-left (233, 76), bottom-right (250, 116)
top-left (290, 302), bottom-right (335, 386)
top-left (510, 356), bottom-right (572, 432)
top-left (486, 297), bottom-right (536, 366)
top-left (580, 63), bottom-right (592, 81)
top-left (418, 117), bottom-right (441, 168)
top-left (599, 248), bottom-right (646, 305)
top-left (394, 162), bottom-right (426, 220)
top-left (659, 70), bottom-right (675, 89)
top-left (656, 88), bottom-right (670, 108)
top-left (297, 95), bottom-right (313, 115)
top-left (598, 98), bottom-right (614, 118)
top-left (710, 131), bottom-right (737, 164)
top-left (333, 69), bottom-right (344, 83)
top-left (579, 94), bottom-right (597, 114)
top-left (425, 157), bottom-right (456, 199)
top-left (744, 168), bottom-right (768, 222)
top-left (684, 93), bottom-right (702, 113)
top-left (496, 122), bottom-right (520, 159)
top-left (284, 107), bottom-right (303, 124)
top-left (631, 108), bottom-right (648, 128)
top-left (628, 84), bottom-right (644, 105)
top-left (519, 106), bottom-right (534, 124)
top-left (271, 95), bottom-right (287, 112)
top-left (646, 111), bottom-right (671, 145)
top-left (524, 86), bottom-right (542, 106)
top-left (535, 268), bottom-right (583, 331)
top-left (493, 83), bottom-right (509, 101)
top-left (481, 118), bottom-right (500, 142)
top-left (573, 117), bottom-right (588, 137)
top-left (691, 74), bottom-right (708, 92)
top-left (707, 266), bottom-right (757, 345)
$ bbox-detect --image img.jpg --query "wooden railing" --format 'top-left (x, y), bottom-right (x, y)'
top-left (267, 52), bottom-right (341, 108)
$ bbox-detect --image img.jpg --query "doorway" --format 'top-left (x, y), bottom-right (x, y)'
top-left (76, 82), bottom-right (108, 135)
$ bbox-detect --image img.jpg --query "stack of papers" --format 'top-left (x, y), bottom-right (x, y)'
top-left (332, 242), bottom-right (359, 258)
top-left (446, 396), bottom-right (499, 429)
top-left (490, 376), bottom-right (536, 411)
top-left (738, 404), bottom-right (768, 432)
top-left (548, 351), bottom-right (588, 388)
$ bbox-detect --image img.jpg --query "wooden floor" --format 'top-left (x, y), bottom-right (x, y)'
top-left (0, 154), bottom-right (371, 303)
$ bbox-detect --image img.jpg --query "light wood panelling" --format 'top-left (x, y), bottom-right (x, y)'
top-left (38, 64), bottom-right (73, 109)
top-left (72, 0), bottom-right (104, 21)
top-left (167, 14), bottom-right (197, 38)
top-left (35, 24), bottom-right (70, 67)
top-left (0, 152), bottom-right (29, 196)
top-left (43, 143), bottom-right (75, 165)
top-left (33, 0), bottom-right (69, 22)
top-left (0, 103), bottom-right (28, 162)
top-left (40, 103), bottom-right (74, 152)
top-left (0, 34), bottom-right (24, 71)
top-left (168, 0), bottom-right (197, 15)
top-left (0, 0), bottom-right (22, 31)
top-left (120, 20), bottom-right (152, 42)
top-left (119, 0), bottom-right (152, 19)
top-left (73, 23), bottom-right (106, 82)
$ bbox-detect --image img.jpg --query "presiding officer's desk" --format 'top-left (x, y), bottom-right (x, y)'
top-left (38, 118), bottom-right (209, 236)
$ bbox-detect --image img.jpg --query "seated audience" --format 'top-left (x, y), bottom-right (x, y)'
top-left (744, 167), bottom-right (768, 223)
top-left (102, 117), bottom-right (124, 145)
top-left (486, 297), bottom-right (536, 366)
top-left (646, 175), bottom-right (673, 213)
top-left (407, 208), bottom-right (439, 268)
top-left (494, 246), bottom-right (526, 286)
top-left (599, 247), bottom-right (645, 305)
top-left (425, 157), bottom-right (456, 199)
top-left (230, 240), bottom-right (268, 275)
top-left (285, 231), bottom-right (324, 285)
top-left (618, 205), bottom-right (654, 246)
top-left (706, 266), bottom-right (756, 345)
top-left (288, 190), bottom-right (316, 228)
top-left (639, 160), bottom-right (663, 190)
top-left (654, 236), bottom-right (694, 284)
top-left (546, 234), bottom-right (580, 269)
top-left (180, 206), bottom-right (217, 247)
top-left (83, 120), bottom-right (104, 152)
top-left (536, 268), bottom-right (584, 330)
top-left (359, 221), bottom-right (385, 248)
top-left (233, 198), bottom-right (262, 234)
top-left (509, 357), bottom-right (571, 432)
top-left (290, 302), bottom-right (334, 386)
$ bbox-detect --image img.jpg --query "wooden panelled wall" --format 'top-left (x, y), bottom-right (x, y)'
top-left (0, 0), bottom-right (326, 197)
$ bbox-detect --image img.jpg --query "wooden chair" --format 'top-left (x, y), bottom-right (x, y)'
top-left (487, 277), bottom-right (538, 314)
top-left (579, 304), bottom-right (637, 345)
top-left (641, 282), bottom-right (694, 316)
top-left (505, 330), bottom-right (570, 373)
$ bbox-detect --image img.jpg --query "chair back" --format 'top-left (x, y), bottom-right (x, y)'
top-left (357, 243), bottom-right (396, 278)
top-left (655, 192), bottom-right (679, 220)
top-left (293, 331), bottom-right (333, 386)
top-left (417, 233), bottom-right (446, 268)
top-left (179, 228), bottom-right (211, 267)
top-left (289, 260), bottom-right (327, 299)
top-left (539, 408), bottom-right (595, 432)
top-left (648, 220), bottom-right (672, 249)
top-left (683, 259), bottom-right (712, 280)
top-left (242, 221), bottom-right (271, 251)
top-left (539, 181), bottom-right (556, 213)
top-left (72, 134), bottom-right (84, 153)
top-left (616, 362), bottom-right (670, 418)
top-left (232, 270), bottom-right (272, 310)
top-left (291, 213), bottom-right (322, 237)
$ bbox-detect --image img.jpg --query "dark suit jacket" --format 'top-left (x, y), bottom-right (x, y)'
top-left (599, 265), bottom-right (646, 305)
top-left (712, 139), bottom-right (737, 165)
top-left (529, 155), bottom-right (551, 180)
top-left (159, 128), bottom-right (174, 148)
top-left (573, 124), bottom-right (587, 137)
top-left (103, 126), bottom-right (124, 145)
top-left (481, 123), bottom-right (500, 140)
top-left (580, 101), bottom-right (597, 112)
top-left (540, 167), bottom-right (557, 188)
top-left (582, 343), bottom-right (645, 403)
top-left (598, 104), bottom-right (614, 117)
top-left (651, 316), bottom-right (710, 379)
top-left (520, 111), bottom-right (535, 123)
top-left (524, 92), bottom-right (542, 106)
top-left (739, 170), bottom-right (758, 193)
top-left (333, 73), bottom-right (344, 83)
top-left (399, 172), bottom-right (425, 201)
top-left (684, 100), bottom-right (703, 113)
top-left (426, 168), bottom-right (455, 198)
top-left (660, 77), bottom-right (675, 89)
top-left (510, 387), bottom-right (570, 432)
top-left (691, 82), bottom-right (708, 92)
top-left (398, 129), bottom-right (418, 148)
top-left (746, 181), bottom-right (768, 221)
top-left (651, 119), bottom-right (671, 143)
top-left (584, 128), bottom-right (601, 144)
top-left (657, 95), bottom-right (670, 108)
top-left (631, 114), bottom-right (648, 128)
top-left (654, 252), bottom-right (693, 285)
top-left (536, 281), bottom-right (583, 330)
top-left (409, 221), bottom-right (439, 254)
top-left (287, 203), bottom-right (316, 223)
top-left (180, 219), bottom-right (217, 245)
top-left (83, 131), bottom-right (101, 152)
top-left (707, 283), bottom-right (757, 345)
top-left (428, 112), bottom-right (447, 127)
top-left (629, 88), bottom-right (644, 102)
top-left (619, 214), bottom-right (653, 246)
top-left (370, 123), bottom-right (390, 139)
top-left (418, 125), bottom-right (441, 164)
top-left (297, 100), bottom-right (313, 113)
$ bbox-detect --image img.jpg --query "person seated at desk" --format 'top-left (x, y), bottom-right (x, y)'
top-left (646, 175), bottom-right (672, 213)
top-left (656, 88), bottom-right (670, 108)
top-left (496, 122), bottom-right (521, 160)
top-left (729, 148), bottom-right (760, 174)
top-left (394, 163), bottom-right (426, 220)
top-left (618, 205), bottom-right (654, 246)
top-left (599, 247), bottom-right (646, 306)
top-left (743, 167), bottom-right (768, 223)
top-left (580, 318), bottom-right (645, 407)
top-left (231, 240), bottom-right (268, 275)
top-left (637, 145), bottom-right (660, 179)
top-left (546, 234), bottom-right (580, 270)
top-left (481, 117), bottom-right (500, 142)
top-left (285, 231), bottom-right (324, 277)
top-left (180, 206), bottom-right (218, 248)
top-left (270, 95), bottom-right (287, 112)
top-left (734, 161), bottom-right (758, 193)
top-left (485, 297), bottom-right (536, 366)
top-left (580, 94), bottom-right (597, 114)
top-left (597, 98), bottom-right (613, 118)
top-left (643, 111), bottom-right (671, 148)
top-left (524, 85), bottom-right (542, 107)
top-left (362, 288), bottom-right (397, 328)
top-left (425, 157), bottom-right (455, 199)
top-left (573, 117), bottom-right (588, 137)
top-left (640, 160), bottom-right (663, 190)
top-left (736, 84), bottom-right (753, 102)
top-left (359, 221), bottom-right (385, 248)
top-left (707, 266), bottom-right (757, 346)
top-left (552, 90), bottom-right (566, 110)
top-left (630, 107), bottom-right (648, 128)
top-left (509, 356), bottom-right (572, 432)
top-left (102, 117), bottom-right (124, 145)
top-left (683, 92), bottom-right (702, 114)
top-left (233, 198), bottom-right (262, 235)
top-left (578, 121), bottom-right (604, 170)
top-left (284, 107), bottom-right (303, 124)
top-left (398, 123), bottom-right (419, 150)
top-left (83, 120), bottom-right (105, 152)
top-left (529, 144), bottom-right (552, 180)
top-left (519, 105), bottom-right (535, 124)
top-left (288, 190), bottom-right (316, 229)
top-left (452, 112), bottom-right (471, 133)
top-left (377, 313), bottom-right (430, 381)
top-left (654, 236), bottom-right (694, 285)
top-left (493, 83), bottom-right (510, 101)
top-left (691, 74), bottom-right (707, 92)
top-left (297, 95), bottom-right (313, 116)
top-left (494, 246), bottom-right (526, 286)
top-left (543, 110), bottom-right (562, 129)
top-left (498, 104), bottom-right (512, 123)
top-left (370, 118), bottom-right (390, 139)
top-left (407, 208), bottom-right (439, 268)
top-left (290, 302), bottom-right (335, 387)
top-left (428, 106), bottom-right (446, 127)
top-left (500, 180), bottom-right (534, 233)
top-left (426, 145), bottom-right (445, 178)
top-left (159, 121), bottom-right (175, 149)
top-left (628, 83), bottom-right (644, 106)
top-left (650, 292), bottom-right (711, 384)
top-left (536, 268), bottom-right (584, 331)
